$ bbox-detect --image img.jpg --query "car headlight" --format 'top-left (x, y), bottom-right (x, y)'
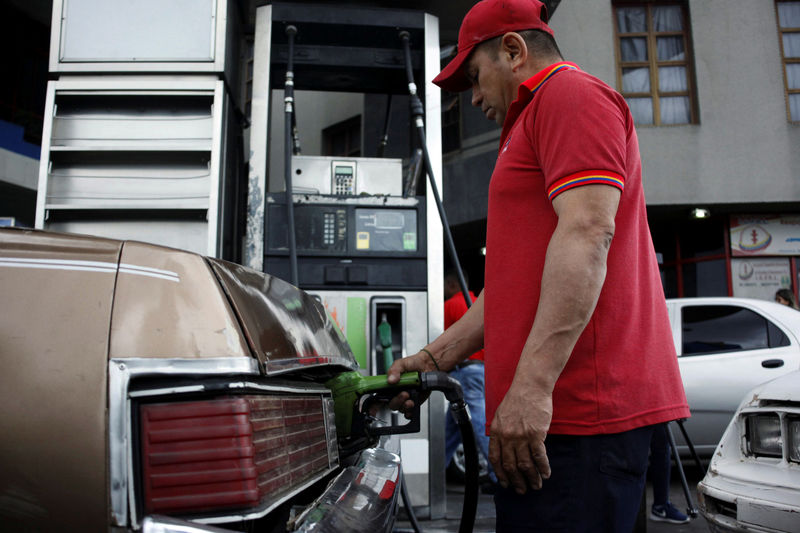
top-left (745, 414), bottom-right (782, 458)
top-left (789, 417), bottom-right (800, 464)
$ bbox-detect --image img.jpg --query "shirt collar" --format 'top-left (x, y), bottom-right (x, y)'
top-left (500, 61), bottom-right (580, 147)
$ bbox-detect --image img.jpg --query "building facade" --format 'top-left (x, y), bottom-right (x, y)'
top-left (441, 0), bottom-right (800, 302)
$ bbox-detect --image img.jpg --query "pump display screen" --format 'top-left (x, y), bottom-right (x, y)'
top-left (334, 165), bottom-right (353, 176)
top-left (354, 208), bottom-right (417, 252)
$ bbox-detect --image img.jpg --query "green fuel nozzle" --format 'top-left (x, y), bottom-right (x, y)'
top-left (326, 371), bottom-right (422, 442)
top-left (325, 370), bottom-right (469, 445)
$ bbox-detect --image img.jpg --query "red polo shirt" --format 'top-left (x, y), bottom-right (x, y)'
top-left (483, 62), bottom-right (689, 435)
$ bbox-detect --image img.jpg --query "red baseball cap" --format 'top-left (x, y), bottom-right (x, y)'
top-left (433, 0), bottom-right (553, 93)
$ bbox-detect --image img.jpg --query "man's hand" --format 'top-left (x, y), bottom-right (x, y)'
top-left (488, 382), bottom-right (552, 494)
top-left (385, 350), bottom-right (438, 417)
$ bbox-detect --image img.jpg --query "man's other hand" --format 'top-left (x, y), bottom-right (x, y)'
top-left (489, 382), bottom-right (553, 494)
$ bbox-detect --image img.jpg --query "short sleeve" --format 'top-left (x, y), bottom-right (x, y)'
top-left (532, 72), bottom-right (628, 202)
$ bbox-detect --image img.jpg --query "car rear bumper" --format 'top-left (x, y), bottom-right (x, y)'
top-left (142, 447), bottom-right (401, 533)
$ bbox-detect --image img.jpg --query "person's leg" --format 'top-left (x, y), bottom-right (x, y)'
top-left (650, 423), bottom-right (671, 506)
top-left (648, 423), bottom-right (689, 523)
top-left (494, 425), bottom-right (654, 533)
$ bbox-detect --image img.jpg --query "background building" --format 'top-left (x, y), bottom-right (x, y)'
top-left (442, 0), bottom-right (800, 303)
top-left (2, 0), bottom-right (799, 301)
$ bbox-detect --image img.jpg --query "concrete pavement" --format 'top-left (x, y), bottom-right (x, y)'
top-left (394, 463), bottom-right (709, 532)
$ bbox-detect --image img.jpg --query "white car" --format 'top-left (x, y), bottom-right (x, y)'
top-left (697, 370), bottom-right (800, 532)
top-left (666, 297), bottom-right (800, 456)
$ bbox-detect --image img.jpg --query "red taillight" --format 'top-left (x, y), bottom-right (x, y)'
top-left (140, 395), bottom-right (332, 516)
top-left (141, 398), bottom-right (259, 514)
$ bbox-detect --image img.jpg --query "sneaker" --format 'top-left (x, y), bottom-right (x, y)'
top-left (650, 503), bottom-right (690, 524)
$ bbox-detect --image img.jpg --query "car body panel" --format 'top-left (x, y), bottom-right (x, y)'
top-left (667, 297), bottom-right (800, 455)
top-left (0, 229), bottom-right (120, 530)
top-left (0, 228), bottom-right (390, 531)
top-left (208, 258), bottom-right (357, 374)
top-left (110, 241), bottom-right (251, 359)
top-left (697, 370), bottom-right (800, 532)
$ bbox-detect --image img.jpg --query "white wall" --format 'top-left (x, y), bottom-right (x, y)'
top-left (267, 90), bottom-right (364, 191)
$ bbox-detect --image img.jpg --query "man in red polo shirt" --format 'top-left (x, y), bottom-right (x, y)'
top-left (388, 0), bottom-right (689, 530)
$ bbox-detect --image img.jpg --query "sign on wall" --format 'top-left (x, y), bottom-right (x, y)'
top-left (731, 257), bottom-right (791, 300)
top-left (730, 215), bottom-right (800, 256)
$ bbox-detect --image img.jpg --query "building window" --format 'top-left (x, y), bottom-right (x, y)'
top-left (777, 1), bottom-right (800, 121)
top-left (613, 2), bottom-right (697, 125)
top-left (323, 115), bottom-right (361, 157)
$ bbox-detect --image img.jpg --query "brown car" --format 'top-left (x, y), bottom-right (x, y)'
top-left (0, 227), bottom-right (401, 532)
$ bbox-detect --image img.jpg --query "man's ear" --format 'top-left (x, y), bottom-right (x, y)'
top-left (501, 32), bottom-right (528, 71)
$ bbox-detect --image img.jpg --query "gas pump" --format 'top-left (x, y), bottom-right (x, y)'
top-left (247, 3), bottom-right (447, 519)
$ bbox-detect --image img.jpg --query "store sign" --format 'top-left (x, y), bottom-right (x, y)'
top-left (731, 258), bottom-right (791, 300)
top-left (730, 215), bottom-right (800, 256)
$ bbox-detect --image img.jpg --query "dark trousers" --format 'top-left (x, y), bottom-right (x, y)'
top-left (494, 424), bottom-right (655, 532)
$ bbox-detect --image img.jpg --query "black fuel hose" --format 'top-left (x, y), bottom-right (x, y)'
top-left (421, 372), bottom-right (479, 533)
top-left (395, 372), bottom-right (479, 533)
top-left (283, 24), bottom-right (299, 286)
top-left (398, 472), bottom-right (424, 533)
top-left (398, 31), bottom-right (472, 311)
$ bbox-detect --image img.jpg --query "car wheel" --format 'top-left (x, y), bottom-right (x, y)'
top-left (447, 442), bottom-right (490, 483)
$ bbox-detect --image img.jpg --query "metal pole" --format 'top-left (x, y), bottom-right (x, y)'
top-left (666, 422), bottom-right (700, 518)
top-left (675, 418), bottom-right (706, 476)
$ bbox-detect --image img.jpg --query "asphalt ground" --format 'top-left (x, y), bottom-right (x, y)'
top-left (394, 462), bottom-right (709, 533)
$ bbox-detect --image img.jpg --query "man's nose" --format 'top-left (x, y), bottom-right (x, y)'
top-left (471, 87), bottom-right (482, 107)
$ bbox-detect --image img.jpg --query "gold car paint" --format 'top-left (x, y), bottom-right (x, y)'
top-left (0, 229), bottom-right (120, 530)
top-left (109, 241), bottom-right (250, 360)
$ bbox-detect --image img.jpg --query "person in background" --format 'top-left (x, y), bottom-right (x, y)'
top-left (775, 288), bottom-right (799, 309)
top-left (442, 269), bottom-right (497, 493)
top-left (648, 423), bottom-right (690, 524)
top-left (387, 0), bottom-right (690, 530)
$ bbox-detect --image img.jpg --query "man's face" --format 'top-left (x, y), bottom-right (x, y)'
top-left (465, 43), bottom-right (515, 126)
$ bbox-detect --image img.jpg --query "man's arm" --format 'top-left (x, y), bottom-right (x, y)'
top-left (488, 183), bottom-right (620, 494)
top-left (386, 290), bottom-right (485, 412)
